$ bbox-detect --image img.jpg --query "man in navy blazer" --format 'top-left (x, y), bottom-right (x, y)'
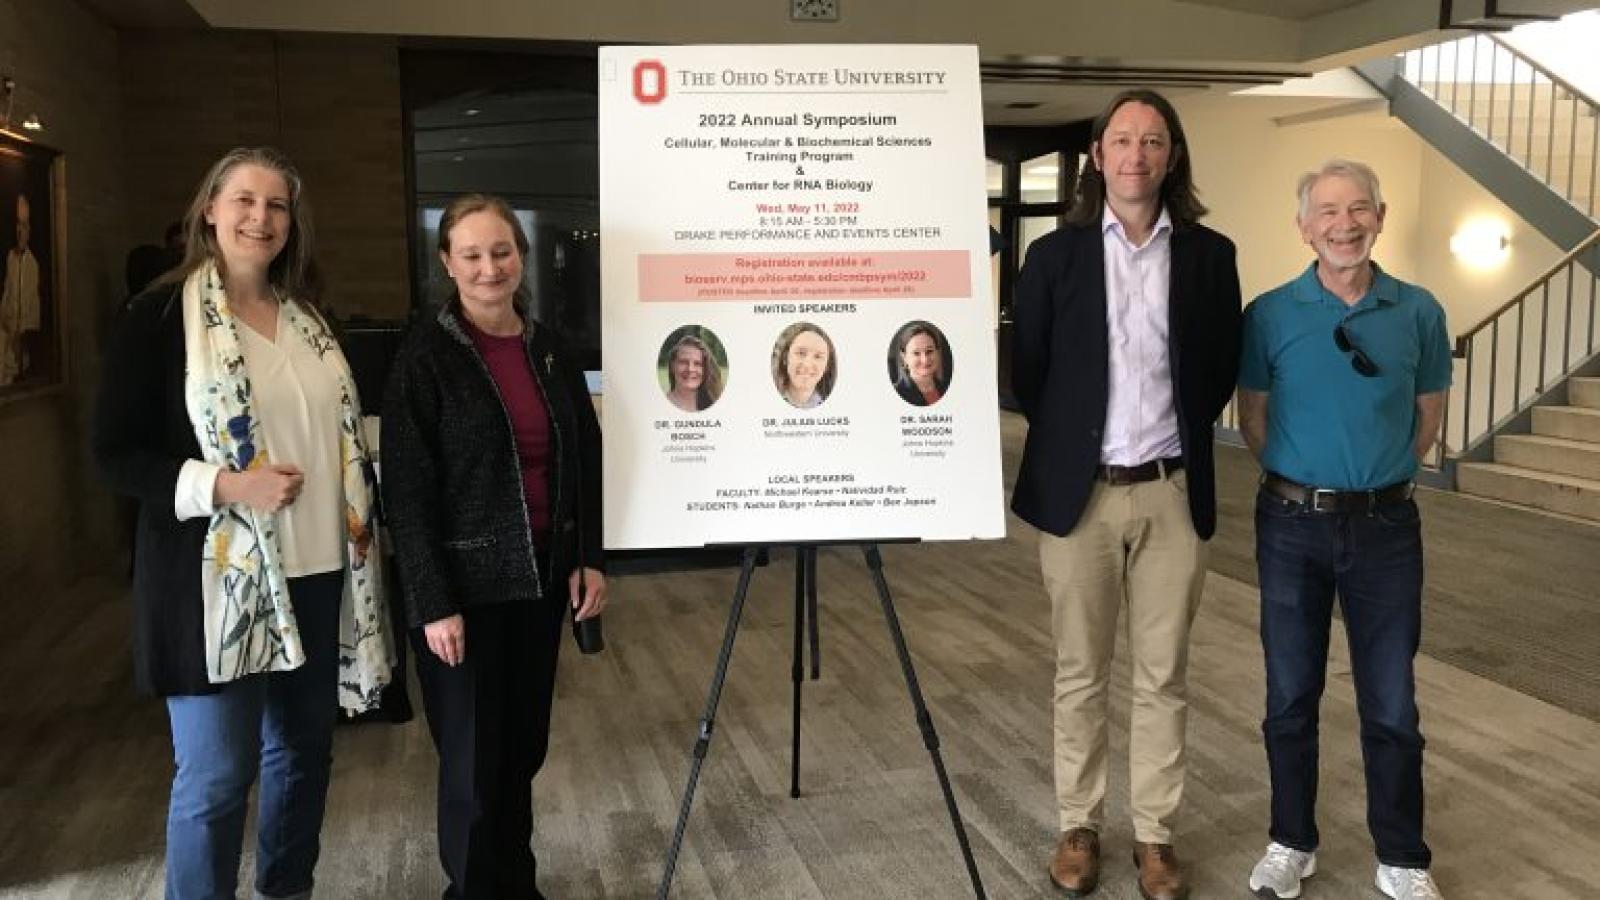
top-left (1011, 89), bottom-right (1241, 900)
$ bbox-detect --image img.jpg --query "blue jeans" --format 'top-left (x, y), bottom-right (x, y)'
top-left (1255, 489), bottom-right (1431, 869)
top-left (164, 571), bottom-right (343, 900)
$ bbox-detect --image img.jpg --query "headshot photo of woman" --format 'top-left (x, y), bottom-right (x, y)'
top-left (659, 327), bottom-right (726, 413)
top-left (889, 320), bottom-right (953, 407)
top-left (771, 321), bottom-right (837, 409)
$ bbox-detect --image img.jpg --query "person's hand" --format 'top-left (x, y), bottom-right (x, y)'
top-left (569, 567), bottom-right (607, 621)
top-left (215, 464), bottom-right (304, 513)
top-left (424, 614), bottom-right (466, 666)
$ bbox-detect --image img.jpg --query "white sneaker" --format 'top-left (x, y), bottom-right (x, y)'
top-left (1248, 842), bottom-right (1317, 899)
top-left (1376, 864), bottom-right (1445, 899)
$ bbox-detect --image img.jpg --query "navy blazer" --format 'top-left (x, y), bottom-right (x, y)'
top-left (1010, 218), bottom-right (1242, 539)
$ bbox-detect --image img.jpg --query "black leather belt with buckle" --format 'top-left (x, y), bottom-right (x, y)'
top-left (1097, 456), bottom-right (1184, 486)
top-left (1261, 472), bottom-right (1414, 513)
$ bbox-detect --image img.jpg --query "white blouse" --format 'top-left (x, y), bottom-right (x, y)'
top-left (173, 304), bottom-right (346, 577)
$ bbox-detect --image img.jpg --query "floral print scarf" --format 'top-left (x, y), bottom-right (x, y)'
top-left (182, 262), bottom-right (392, 711)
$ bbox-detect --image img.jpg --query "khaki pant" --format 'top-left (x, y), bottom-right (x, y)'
top-left (1038, 469), bottom-right (1207, 844)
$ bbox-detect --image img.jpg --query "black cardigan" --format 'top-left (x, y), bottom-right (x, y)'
top-left (380, 305), bottom-right (603, 630)
top-left (91, 284), bottom-right (220, 696)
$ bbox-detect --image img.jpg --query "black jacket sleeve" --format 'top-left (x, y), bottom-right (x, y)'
top-left (1203, 236), bottom-right (1244, 423)
top-left (381, 338), bottom-right (457, 628)
top-left (1011, 233), bottom-right (1058, 421)
top-left (91, 287), bottom-right (189, 509)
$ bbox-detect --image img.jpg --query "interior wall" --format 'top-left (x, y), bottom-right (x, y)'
top-left (1178, 89), bottom-right (1579, 451)
top-left (1410, 142), bottom-right (1568, 335)
top-left (1181, 94), bottom-right (1566, 326)
top-left (1173, 94), bottom-right (1424, 303)
top-left (0, 0), bottom-right (129, 592)
top-left (119, 31), bottom-right (411, 321)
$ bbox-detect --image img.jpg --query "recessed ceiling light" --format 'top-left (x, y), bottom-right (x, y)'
top-left (464, 108), bottom-right (481, 117)
top-left (451, 154), bottom-right (465, 163)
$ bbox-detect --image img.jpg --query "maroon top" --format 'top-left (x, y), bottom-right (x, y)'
top-left (464, 317), bottom-right (552, 545)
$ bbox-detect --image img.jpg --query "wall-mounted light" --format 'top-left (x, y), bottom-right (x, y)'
top-left (1450, 218), bottom-right (1511, 269)
top-left (0, 75), bottom-right (43, 134)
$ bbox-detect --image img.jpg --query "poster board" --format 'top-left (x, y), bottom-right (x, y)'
top-left (600, 45), bottom-right (1004, 549)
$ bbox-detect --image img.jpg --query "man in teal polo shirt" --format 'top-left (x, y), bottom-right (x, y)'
top-left (1237, 159), bottom-right (1451, 900)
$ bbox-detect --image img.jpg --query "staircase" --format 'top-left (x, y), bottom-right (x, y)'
top-left (1458, 376), bottom-right (1600, 519)
top-left (1358, 34), bottom-right (1600, 523)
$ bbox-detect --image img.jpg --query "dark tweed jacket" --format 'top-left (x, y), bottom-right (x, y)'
top-left (381, 303), bottom-right (603, 629)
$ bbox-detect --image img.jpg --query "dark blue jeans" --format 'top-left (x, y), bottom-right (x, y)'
top-left (1255, 489), bottom-right (1431, 869)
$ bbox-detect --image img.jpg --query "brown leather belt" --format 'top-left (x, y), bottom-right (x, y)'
top-left (1097, 456), bottom-right (1183, 486)
top-left (1261, 472), bottom-right (1414, 513)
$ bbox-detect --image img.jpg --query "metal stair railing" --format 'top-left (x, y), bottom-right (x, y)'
top-left (1447, 227), bottom-right (1600, 466)
top-left (1400, 34), bottom-right (1600, 219)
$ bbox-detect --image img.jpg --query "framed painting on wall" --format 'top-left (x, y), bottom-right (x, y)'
top-left (0, 130), bottom-right (64, 401)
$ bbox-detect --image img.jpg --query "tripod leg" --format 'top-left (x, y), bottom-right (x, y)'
top-left (657, 547), bottom-right (762, 900)
top-left (806, 545), bottom-right (821, 680)
top-left (790, 545), bottom-right (807, 799)
top-left (860, 543), bottom-right (988, 899)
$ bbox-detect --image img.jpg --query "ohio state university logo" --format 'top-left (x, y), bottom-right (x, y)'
top-left (633, 60), bottom-right (667, 104)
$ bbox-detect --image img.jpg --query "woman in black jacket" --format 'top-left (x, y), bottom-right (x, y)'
top-left (382, 193), bottom-right (605, 900)
top-left (92, 146), bottom-right (390, 900)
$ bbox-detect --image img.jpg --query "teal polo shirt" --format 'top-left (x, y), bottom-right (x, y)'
top-left (1239, 262), bottom-right (1452, 490)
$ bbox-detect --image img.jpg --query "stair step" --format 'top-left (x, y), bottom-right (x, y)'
top-left (1495, 433), bottom-right (1600, 480)
top-left (1456, 462), bottom-right (1600, 521)
top-left (1532, 405), bottom-right (1600, 442)
top-left (1572, 378), bottom-right (1600, 410)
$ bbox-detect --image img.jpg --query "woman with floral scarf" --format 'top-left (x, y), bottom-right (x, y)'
top-left (93, 146), bottom-right (390, 900)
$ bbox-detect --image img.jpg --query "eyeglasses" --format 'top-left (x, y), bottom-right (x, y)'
top-left (1333, 322), bottom-right (1379, 377)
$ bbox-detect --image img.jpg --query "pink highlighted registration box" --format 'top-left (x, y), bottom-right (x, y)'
top-left (637, 250), bottom-right (971, 301)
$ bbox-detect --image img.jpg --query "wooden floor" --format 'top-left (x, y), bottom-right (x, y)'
top-left (3, 413), bottom-right (1599, 899)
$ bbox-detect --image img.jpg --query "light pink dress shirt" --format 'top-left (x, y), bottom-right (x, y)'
top-left (1100, 205), bottom-right (1182, 466)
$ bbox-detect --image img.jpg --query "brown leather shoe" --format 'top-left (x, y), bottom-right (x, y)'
top-left (1048, 827), bottom-right (1101, 896)
top-left (1133, 842), bottom-right (1189, 900)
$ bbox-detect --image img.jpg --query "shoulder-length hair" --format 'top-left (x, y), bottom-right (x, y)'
top-left (436, 193), bottom-right (533, 316)
top-left (772, 321), bottom-right (838, 400)
top-left (1066, 89), bottom-right (1208, 228)
top-left (161, 147), bottom-right (326, 314)
top-left (668, 333), bottom-right (725, 408)
top-left (893, 320), bottom-right (947, 385)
